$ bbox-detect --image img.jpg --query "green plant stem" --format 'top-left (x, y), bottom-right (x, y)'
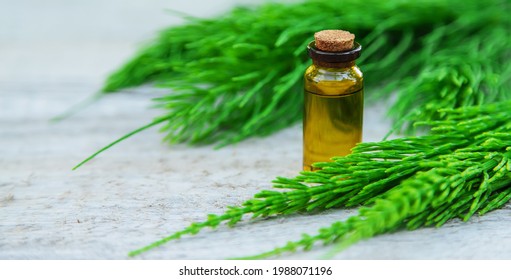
top-left (50, 92), bottom-right (103, 122)
top-left (72, 117), bottom-right (167, 170)
top-left (128, 101), bottom-right (511, 258)
top-left (75, 0), bottom-right (510, 155)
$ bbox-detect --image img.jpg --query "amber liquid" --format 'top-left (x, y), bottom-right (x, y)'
top-left (303, 63), bottom-right (364, 171)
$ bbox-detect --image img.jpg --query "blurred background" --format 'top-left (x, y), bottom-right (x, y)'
top-left (1, 0), bottom-right (508, 259)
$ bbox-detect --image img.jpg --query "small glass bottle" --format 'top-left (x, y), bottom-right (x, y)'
top-left (303, 30), bottom-right (363, 171)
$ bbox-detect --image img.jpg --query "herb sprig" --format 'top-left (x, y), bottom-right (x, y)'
top-left (72, 0), bottom-right (510, 168)
top-left (129, 101), bottom-right (511, 258)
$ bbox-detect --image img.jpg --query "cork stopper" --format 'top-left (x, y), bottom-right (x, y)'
top-left (314, 30), bottom-right (355, 52)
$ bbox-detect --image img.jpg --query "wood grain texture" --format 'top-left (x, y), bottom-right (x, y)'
top-left (1, 0), bottom-right (510, 260)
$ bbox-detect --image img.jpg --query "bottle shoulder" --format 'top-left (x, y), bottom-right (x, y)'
top-left (304, 64), bottom-right (363, 95)
top-left (305, 64), bottom-right (363, 80)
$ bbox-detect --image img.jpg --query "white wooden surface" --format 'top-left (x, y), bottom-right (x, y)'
top-left (1, 0), bottom-right (511, 260)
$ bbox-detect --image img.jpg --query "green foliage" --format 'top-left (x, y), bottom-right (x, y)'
top-left (387, 20), bottom-right (511, 134)
top-left (129, 101), bottom-right (511, 258)
top-left (71, 0), bottom-right (511, 168)
top-left (67, 0), bottom-right (511, 258)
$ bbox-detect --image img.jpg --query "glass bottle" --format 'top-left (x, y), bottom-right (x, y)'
top-left (303, 31), bottom-right (363, 171)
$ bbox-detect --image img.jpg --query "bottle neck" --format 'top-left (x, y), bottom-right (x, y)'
top-left (312, 60), bottom-right (355, 69)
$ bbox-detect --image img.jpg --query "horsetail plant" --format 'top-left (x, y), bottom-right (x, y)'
top-left (70, 0), bottom-right (511, 169)
top-left (129, 101), bottom-right (511, 258)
